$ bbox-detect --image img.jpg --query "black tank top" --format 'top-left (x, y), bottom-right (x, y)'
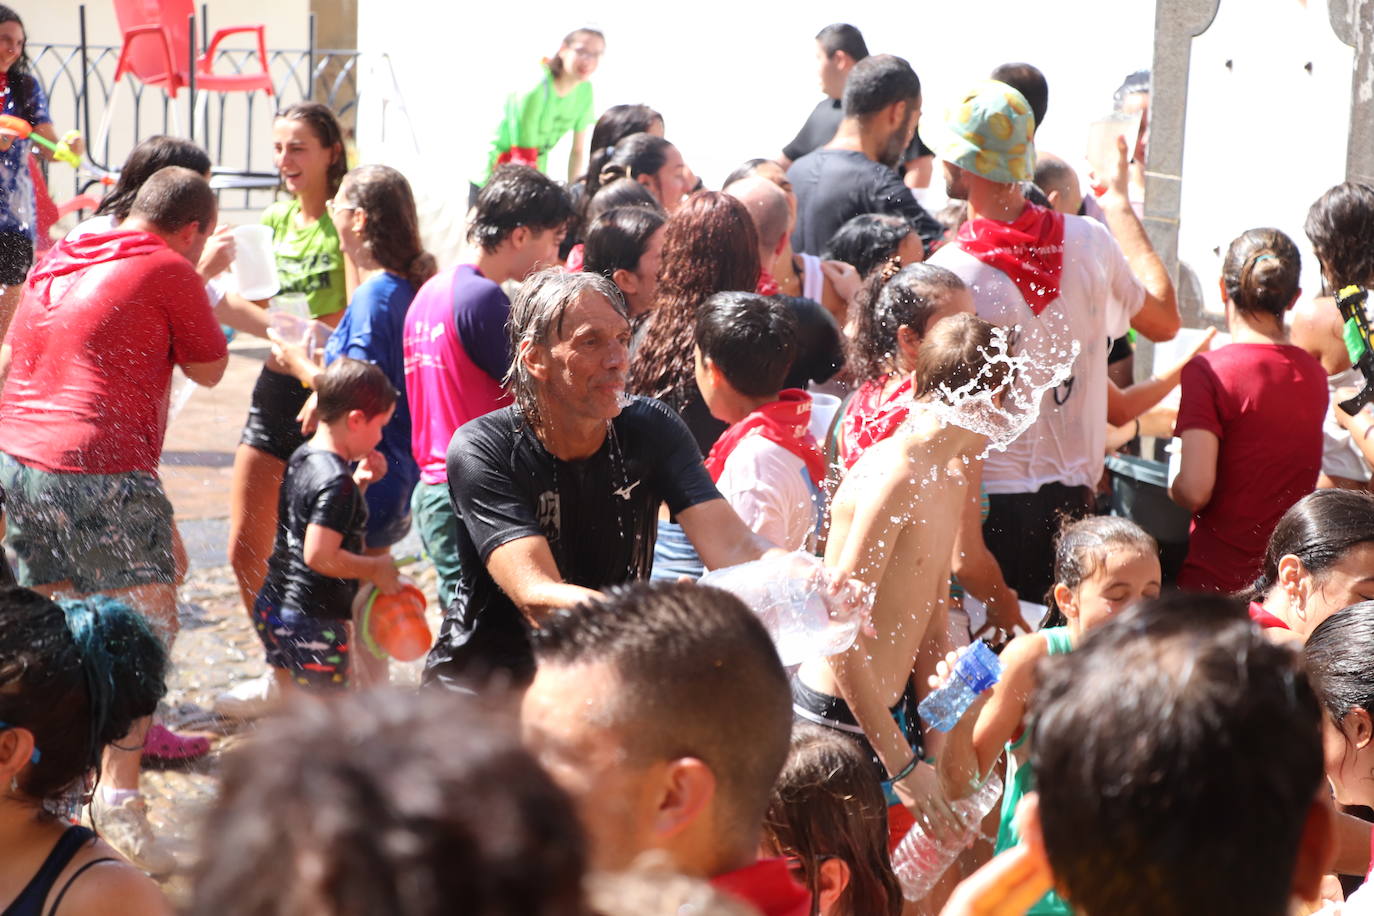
top-left (2, 825), bottom-right (115, 916)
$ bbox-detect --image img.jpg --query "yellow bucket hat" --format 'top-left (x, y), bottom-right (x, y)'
top-left (919, 80), bottom-right (1037, 184)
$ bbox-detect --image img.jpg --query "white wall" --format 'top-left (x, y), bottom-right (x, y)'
top-left (355, 0), bottom-right (1157, 263)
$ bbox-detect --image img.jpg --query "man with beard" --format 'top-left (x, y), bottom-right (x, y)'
top-left (788, 54), bottom-right (942, 257)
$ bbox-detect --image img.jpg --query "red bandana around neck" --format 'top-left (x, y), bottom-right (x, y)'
top-left (956, 203), bottom-right (1066, 315)
top-left (756, 267), bottom-right (780, 296)
top-left (705, 389), bottom-right (826, 486)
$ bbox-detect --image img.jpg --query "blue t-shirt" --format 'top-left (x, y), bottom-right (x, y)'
top-left (452, 265), bottom-right (513, 382)
top-left (324, 271), bottom-right (420, 490)
top-left (1, 73), bottom-right (51, 238)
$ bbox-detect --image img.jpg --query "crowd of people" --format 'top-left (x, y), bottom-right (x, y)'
top-left (2, 7), bottom-right (1374, 915)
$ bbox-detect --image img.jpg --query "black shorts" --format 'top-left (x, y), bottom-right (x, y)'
top-left (239, 365), bottom-right (314, 462)
top-left (983, 483), bottom-right (1094, 603)
top-left (1108, 334), bottom-right (1135, 365)
top-left (791, 676), bottom-right (923, 783)
top-left (0, 231), bottom-right (34, 286)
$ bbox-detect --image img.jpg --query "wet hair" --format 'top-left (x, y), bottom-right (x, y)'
top-left (763, 723), bottom-right (901, 916)
top-left (695, 291), bottom-right (798, 398)
top-left (628, 192), bottom-right (760, 410)
top-left (1112, 69), bottom-right (1152, 110)
top-left (912, 312), bottom-right (1011, 403)
top-left (0, 6), bottom-right (31, 117)
top-left (821, 213), bottom-right (913, 280)
top-left (1305, 601), bottom-right (1374, 742)
top-left (1030, 593), bottom-right (1322, 916)
top-left (190, 689), bottom-right (587, 916)
top-left (533, 581), bottom-right (792, 850)
top-left (316, 356), bottom-right (398, 423)
top-left (1220, 228), bottom-right (1300, 320)
top-left (128, 166), bottom-right (217, 234)
top-left (1304, 182), bottom-right (1374, 293)
top-left (843, 54), bottom-right (920, 120)
top-left (990, 63), bottom-right (1048, 129)
top-left (0, 588), bottom-right (166, 803)
top-left (95, 136), bottom-right (212, 222)
top-left (546, 27), bottom-right (604, 80)
top-left (1044, 515), bottom-right (1158, 624)
top-left (585, 104), bottom-right (663, 187)
top-left (337, 165), bottom-right (436, 291)
top-left (506, 269), bottom-right (627, 430)
top-left (469, 165), bottom-right (575, 253)
top-left (593, 133), bottom-right (675, 202)
top-left (777, 295), bottom-right (844, 389)
top-left (583, 206), bottom-right (665, 281)
top-left (848, 262), bottom-right (967, 383)
top-left (585, 179), bottom-right (662, 225)
top-left (275, 101), bottom-right (348, 196)
top-left (815, 23), bottom-right (869, 63)
top-left (1245, 489), bottom-right (1374, 602)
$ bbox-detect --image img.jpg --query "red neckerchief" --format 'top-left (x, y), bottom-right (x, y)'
top-left (565, 243), bottom-right (584, 272)
top-left (756, 267), bottom-right (780, 296)
top-left (1248, 601), bottom-right (1290, 631)
top-left (841, 375), bottom-right (912, 470)
top-left (704, 389), bottom-right (826, 486)
top-left (955, 203), bottom-right (1065, 315)
top-left (711, 858), bottom-right (812, 916)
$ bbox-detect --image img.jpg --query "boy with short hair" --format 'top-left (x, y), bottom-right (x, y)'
top-left (695, 291), bottom-right (826, 551)
top-left (254, 357), bottom-right (403, 691)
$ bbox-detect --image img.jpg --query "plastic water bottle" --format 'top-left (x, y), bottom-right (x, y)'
top-left (917, 640), bottom-right (1002, 732)
top-left (890, 772), bottom-right (1004, 901)
top-left (698, 552), bottom-right (869, 667)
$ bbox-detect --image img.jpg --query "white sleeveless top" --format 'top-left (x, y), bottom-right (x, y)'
top-left (798, 252), bottom-right (825, 302)
top-left (1324, 365), bottom-right (1372, 481)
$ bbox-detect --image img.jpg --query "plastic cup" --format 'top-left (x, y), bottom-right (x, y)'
top-left (268, 311), bottom-right (312, 349)
top-left (230, 224), bottom-right (281, 299)
top-left (365, 584), bottom-right (431, 661)
top-left (808, 393), bottom-right (842, 444)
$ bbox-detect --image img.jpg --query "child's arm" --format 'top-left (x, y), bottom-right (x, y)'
top-left (354, 450), bottom-right (387, 492)
top-left (935, 632), bottom-right (1049, 800)
top-left (303, 524), bottom-right (401, 594)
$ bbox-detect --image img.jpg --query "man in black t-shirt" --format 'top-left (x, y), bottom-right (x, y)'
top-left (788, 54), bottom-right (943, 258)
top-left (780, 24), bottom-right (935, 188)
top-left (423, 271), bottom-right (791, 690)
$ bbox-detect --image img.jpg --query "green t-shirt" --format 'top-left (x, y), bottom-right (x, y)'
top-left (260, 198), bottom-right (347, 319)
top-left (475, 67), bottom-right (595, 184)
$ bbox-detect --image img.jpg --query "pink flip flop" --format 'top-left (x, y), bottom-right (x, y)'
top-left (143, 723), bottom-right (210, 762)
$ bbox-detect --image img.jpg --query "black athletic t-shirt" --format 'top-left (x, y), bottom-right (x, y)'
top-left (782, 98), bottom-right (934, 166)
top-left (262, 445), bottom-right (369, 620)
top-left (424, 396), bottom-right (721, 687)
top-left (788, 149), bottom-right (944, 256)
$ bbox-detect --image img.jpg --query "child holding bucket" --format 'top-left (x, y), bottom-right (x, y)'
top-left (252, 358), bottom-right (403, 692)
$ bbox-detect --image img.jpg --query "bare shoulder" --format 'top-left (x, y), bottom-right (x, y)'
top-left (50, 845), bottom-right (173, 916)
top-left (1000, 631), bottom-right (1054, 677)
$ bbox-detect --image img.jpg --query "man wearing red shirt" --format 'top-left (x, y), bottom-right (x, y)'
top-left (0, 165), bottom-right (228, 872)
top-left (522, 582), bottom-right (812, 916)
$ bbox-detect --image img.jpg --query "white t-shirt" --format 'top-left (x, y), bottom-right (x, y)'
top-left (930, 213), bottom-right (1146, 493)
top-left (799, 252), bottom-right (825, 302)
top-left (715, 434), bottom-right (822, 551)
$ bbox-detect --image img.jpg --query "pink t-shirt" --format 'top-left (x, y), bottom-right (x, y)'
top-left (1175, 343), bottom-right (1327, 593)
top-left (402, 265), bottom-right (513, 485)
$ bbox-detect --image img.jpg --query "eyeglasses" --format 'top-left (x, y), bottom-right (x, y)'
top-left (324, 198), bottom-right (356, 216)
top-left (0, 721), bottom-right (41, 765)
top-left (569, 46), bottom-right (603, 60)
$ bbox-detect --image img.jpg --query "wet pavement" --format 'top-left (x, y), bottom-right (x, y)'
top-left (144, 338), bottom-right (442, 902)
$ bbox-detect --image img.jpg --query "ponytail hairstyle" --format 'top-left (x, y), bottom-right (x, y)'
top-left (275, 101), bottom-right (348, 196)
top-left (848, 262), bottom-right (967, 383)
top-left (1304, 182), bottom-right (1374, 294)
top-left (95, 135), bottom-right (212, 222)
top-left (592, 133), bottom-right (674, 202)
top-left (585, 104), bottom-right (663, 188)
top-left (764, 723), bottom-right (902, 916)
top-left (546, 27), bottom-right (605, 80)
top-left (0, 588), bottom-right (167, 803)
top-left (0, 6), bottom-right (32, 117)
top-left (1245, 489), bottom-right (1374, 603)
top-left (336, 165), bottom-right (436, 291)
top-left (1220, 227), bottom-right (1301, 321)
top-left (1043, 516), bottom-right (1158, 626)
top-left (1305, 600), bottom-right (1374, 751)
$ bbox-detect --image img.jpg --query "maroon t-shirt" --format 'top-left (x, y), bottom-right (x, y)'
top-left (1175, 343), bottom-right (1326, 593)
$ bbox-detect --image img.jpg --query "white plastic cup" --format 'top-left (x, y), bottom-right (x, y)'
top-left (230, 225), bottom-right (281, 299)
top-left (809, 393), bottom-right (842, 444)
top-left (268, 311), bottom-right (312, 349)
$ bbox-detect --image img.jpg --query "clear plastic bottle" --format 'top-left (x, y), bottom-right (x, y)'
top-left (890, 772), bottom-right (1005, 901)
top-left (918, 639), bottom-right (1002, 732)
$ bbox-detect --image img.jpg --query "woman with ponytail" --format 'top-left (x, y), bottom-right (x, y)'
top-left (272, 165), bottom-right (432, 685)
top-left (1169, 228), bottom-right (1327, 593)
top-left (0, 587), bottom-right (172, 906)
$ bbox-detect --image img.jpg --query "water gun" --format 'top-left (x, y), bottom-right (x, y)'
top-left (1338, 285), bottom-right (1374, 415)
top-left (0, 114), bottom-right (81, 167)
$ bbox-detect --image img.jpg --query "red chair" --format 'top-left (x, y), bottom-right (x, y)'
top-left (112, 0), bottom-right (274, 99)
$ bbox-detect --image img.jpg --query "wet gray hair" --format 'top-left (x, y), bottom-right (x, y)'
top-left (505, 268), bottom-right (628, 430)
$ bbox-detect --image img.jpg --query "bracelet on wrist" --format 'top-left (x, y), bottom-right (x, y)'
top-left (888, 753), bottom-right (921, 784)
top-left (1133, 417), bottom-right (1142, 440)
